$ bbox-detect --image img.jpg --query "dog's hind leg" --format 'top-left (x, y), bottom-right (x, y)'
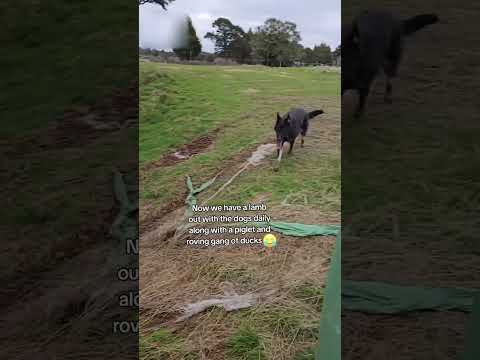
top-left (384, 36), bottom-right (403, 104)
top-left (384, 60), bottom-right (400, 104)
top-left (300, 130), bottom-right (307, 147)
top-left (300, 118), bottom-right (308, 147)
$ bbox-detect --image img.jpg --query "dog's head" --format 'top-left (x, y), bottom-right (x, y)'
top-left (274, 112), bottom-right (290, 132)
top-left (274, 112), bottom-right (290, 146)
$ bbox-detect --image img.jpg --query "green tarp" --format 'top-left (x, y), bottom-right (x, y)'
top-left (259, 221), bottom-right (340, 237)
top-left (343, 281), bottom-right (479, 314)
top-left (184, 175), bottom-right (217, 217)
top-left (264, 220), bottom-right (480, 360)
top-left (316, 233), bottom-right (341, 360)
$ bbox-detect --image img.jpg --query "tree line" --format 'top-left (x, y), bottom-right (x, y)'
top-left (139, 1), bottom-right (339, 66)
top-left (140, 0), bottom-right (340, 67)
top-left (172, 16), bottom-right (339, 67)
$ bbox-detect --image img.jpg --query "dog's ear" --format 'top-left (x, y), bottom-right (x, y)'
top-left (285, 114), bottom-right (290, 124)
top-left (276, 112), bottom-right (282, 125)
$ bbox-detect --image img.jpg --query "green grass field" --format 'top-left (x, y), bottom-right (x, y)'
top-left (139, 61), bottom-right (340, 359)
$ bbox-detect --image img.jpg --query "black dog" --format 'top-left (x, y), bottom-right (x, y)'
top-left (274, 108), bottom-right (324, 162)
top-left (342, 10), bottom-right (439, 118)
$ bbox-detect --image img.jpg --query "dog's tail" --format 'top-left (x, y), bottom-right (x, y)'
top-left (402, 13), bottom-right (438, 36)
top-left (308, 110), bottom-right (324, 119)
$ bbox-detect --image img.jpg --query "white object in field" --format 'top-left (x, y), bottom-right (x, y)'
top-left (247, 143), bottom-right (277, 166)
top-left (201, 143), bottom-right (277, 205)
top-left (174, 151), bottom-right (188, 159)
top-left (175, 288), bottom-right (275, 322)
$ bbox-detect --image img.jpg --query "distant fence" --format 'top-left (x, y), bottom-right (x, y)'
top-left (139, 55), bottom-right (341, 69)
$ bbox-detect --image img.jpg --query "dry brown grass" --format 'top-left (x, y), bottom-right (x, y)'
top-left (140, 217), bottom-right (335, 359)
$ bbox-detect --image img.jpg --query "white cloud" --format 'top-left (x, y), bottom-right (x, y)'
top-left (193, 12), bottom-right (214, 21)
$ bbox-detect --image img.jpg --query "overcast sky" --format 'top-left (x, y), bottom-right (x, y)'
top-left (139, 0), bottom-right (340, 52)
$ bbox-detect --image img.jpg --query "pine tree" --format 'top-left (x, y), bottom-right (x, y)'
top-left (173, 16), bottom-right (202, 60)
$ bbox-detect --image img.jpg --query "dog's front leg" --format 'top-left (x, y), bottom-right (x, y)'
top-left (288, 139), bottom-right (295, 154)
top-left (355, 87), bottom-right (370, 119)
top-left (277, 141), bottom-right (284, 162)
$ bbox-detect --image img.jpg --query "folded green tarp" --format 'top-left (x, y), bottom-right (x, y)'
top-left (343, 281), bottom-right (479, 314)
top-left (184, 175), bottom-right (217, 217)
top-left (255, 222), bottom-right (340, 237)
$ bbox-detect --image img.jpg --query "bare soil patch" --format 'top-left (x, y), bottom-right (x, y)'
top-left (143, 128), bottom-right (220, 170)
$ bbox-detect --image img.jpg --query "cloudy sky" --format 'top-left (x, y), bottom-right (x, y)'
top-left (139, 0), bottom-right (340, 52)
